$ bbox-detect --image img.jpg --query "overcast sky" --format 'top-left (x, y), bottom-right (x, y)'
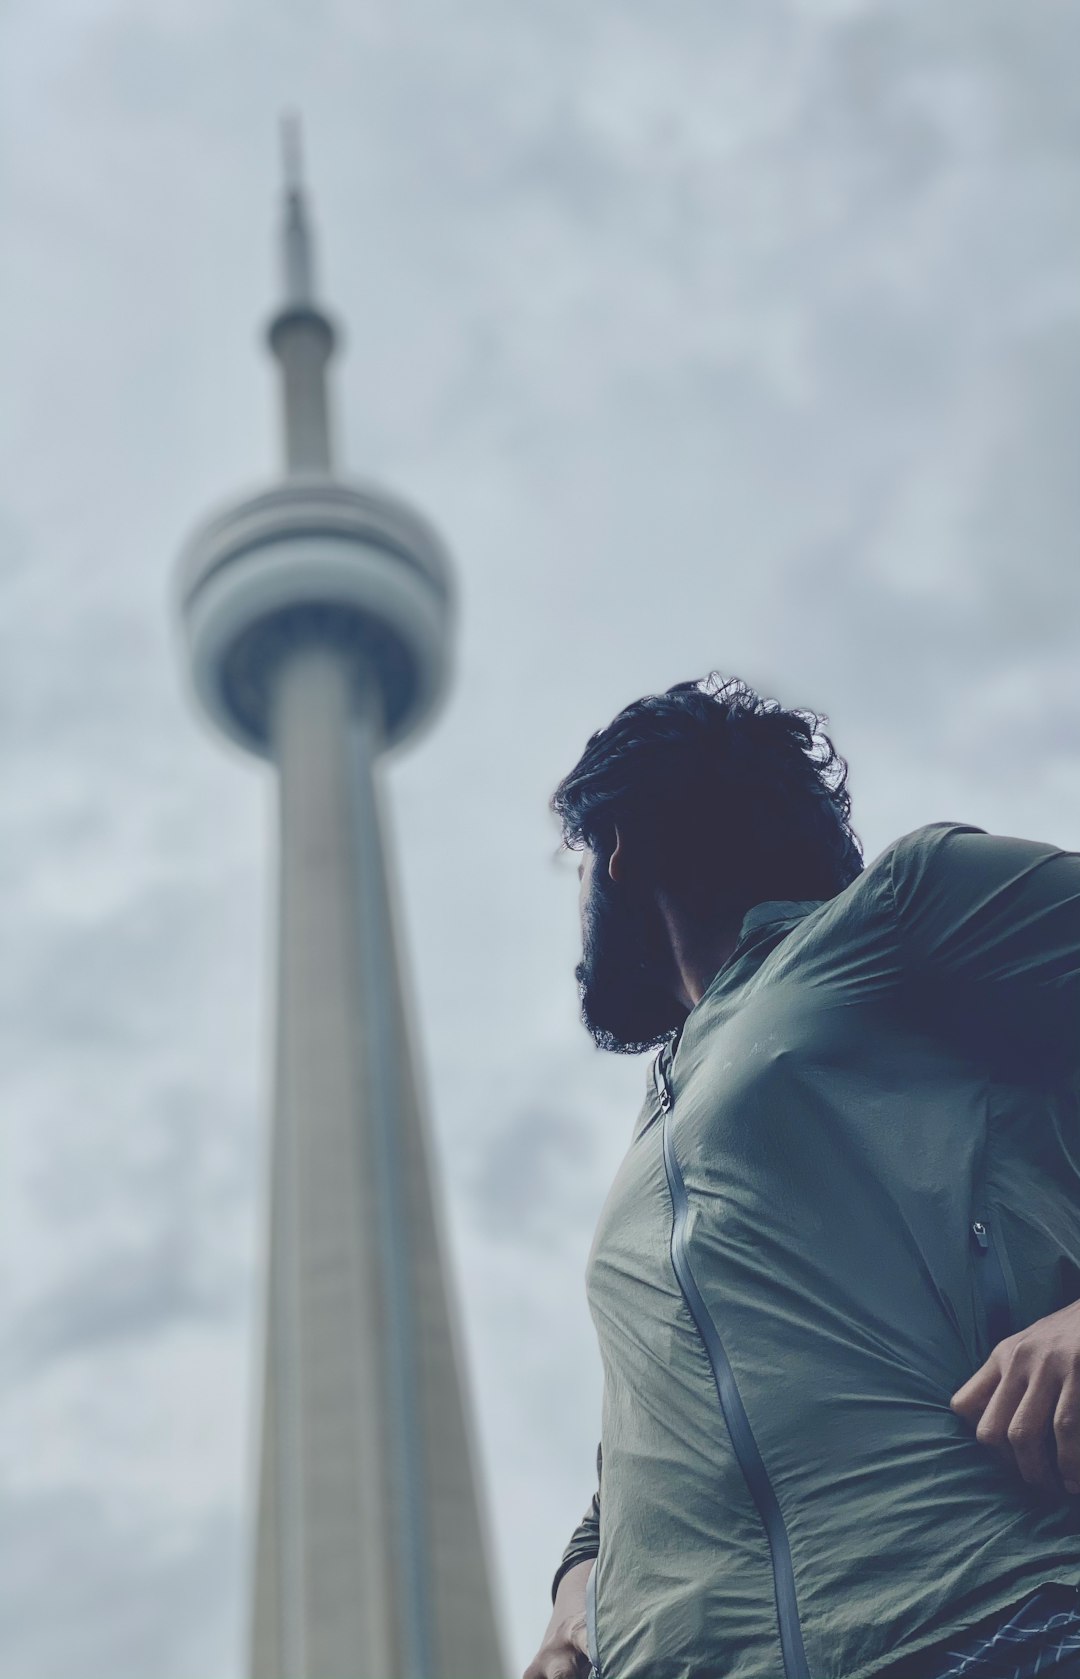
top-left (3, 2), bottom-right (1080, 1674)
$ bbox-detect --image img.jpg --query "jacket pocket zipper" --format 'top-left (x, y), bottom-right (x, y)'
top-left (659, 1062), bottom-right (810, 1679)
top-left (971, 1218), bottom-right (1013, 1350)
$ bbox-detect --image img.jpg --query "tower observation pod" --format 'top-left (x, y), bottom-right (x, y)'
top-left (175, 121), bottom-right (506, 1679)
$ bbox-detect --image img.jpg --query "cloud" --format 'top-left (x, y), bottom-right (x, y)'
top-left (0, 1489), bottom-right (243, 1679)
top-left (3, 1), bottom-right (1080, 1672)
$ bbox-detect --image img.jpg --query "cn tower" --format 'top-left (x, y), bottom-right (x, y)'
top-left (176, 122), bottom-right (505, 1679)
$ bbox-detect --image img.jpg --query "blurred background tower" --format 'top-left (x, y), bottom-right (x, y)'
top-left (175, 121), bottom-right (505, 1679)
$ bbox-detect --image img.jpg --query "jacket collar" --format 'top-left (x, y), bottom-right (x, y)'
top-left (649, 898), bottom-right (824, 1130)
top-left (689, 897), bottom-right (824, 1021)
top-left (737, 898), bottom-right (823, 940)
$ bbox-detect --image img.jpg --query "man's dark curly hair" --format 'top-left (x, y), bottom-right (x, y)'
top-left (551, 674), bottom-right (863, 917)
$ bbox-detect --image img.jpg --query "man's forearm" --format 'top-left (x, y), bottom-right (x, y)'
top-left (524, 1559), bottom-right (593, 1679)
top-left (551, 1445), bottom-right (601, 1602)
top-left (551, 1522), bottom-right (599, 1604)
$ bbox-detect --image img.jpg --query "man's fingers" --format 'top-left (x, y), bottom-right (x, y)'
top-left (999, 1366), bottom-right (1059, 1491)
top-left (956, 1305), bottom-right (1080, 1500)
top-left (951, 1356), bottom-right (1001, 1422)
top-left (1054, 1377), bottom-right (1080, 1493)
top-left (972, 1360), bottom-right (1028, 1465)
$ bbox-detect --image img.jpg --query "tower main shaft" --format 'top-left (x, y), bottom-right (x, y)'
top-left (257, 646), bottom-right (398, 1675)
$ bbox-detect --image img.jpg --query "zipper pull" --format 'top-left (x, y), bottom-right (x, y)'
top-left (654, 1053), bottom-right (671, 1113)
top-left (664, 1026), bottom-right (683, 1112)
top-left (971, 1220), bottom-right (989, 1252)
top-left (654, 1032), bottom-right (679, 1114)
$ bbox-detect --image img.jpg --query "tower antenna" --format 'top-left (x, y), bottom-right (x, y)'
top-left (281, 109), bottom-right (303, 196)
top-left (267, 113), bottom-right (333, 468)
top-left (279, 110), bottom-right (315, 312)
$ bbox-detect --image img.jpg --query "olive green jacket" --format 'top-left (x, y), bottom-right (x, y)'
top-left (559, 824), bottom-right (1080, 1678)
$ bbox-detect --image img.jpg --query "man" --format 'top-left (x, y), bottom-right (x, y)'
top-left (523, 675), bottom-right (1080, 1679)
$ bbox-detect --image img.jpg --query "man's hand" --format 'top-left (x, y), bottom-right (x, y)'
top-left (522, 1558), bottom-right (593, 1679)
top-left (951, 1299), bottom-right (1080, 1496)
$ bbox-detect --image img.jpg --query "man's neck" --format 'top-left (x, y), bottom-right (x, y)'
top-left (654, 889), bottom-right (742, 1010)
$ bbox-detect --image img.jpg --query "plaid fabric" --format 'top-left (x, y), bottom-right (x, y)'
top-left (893, 1584), bottom-right (1080, 1679)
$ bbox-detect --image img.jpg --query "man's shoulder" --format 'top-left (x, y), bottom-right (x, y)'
top-left (871, 820), bottom-right (988, 876)
top-left (864, 821), bottom-right (1080, 937)
top-left (852, 821), bottom-right (989, 907)
top-left (807, 822), bottom-right (989, 948)
top-left (818, 821), bottom-right (979, 911)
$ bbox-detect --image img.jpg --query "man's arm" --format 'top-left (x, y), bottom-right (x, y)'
top-left (522, 1447), bottom-right (601, 1679)
top-left (550, 1445), bottom-right (601, 1604)
top-left (892, 823), bottom-right (1080, 1075)
top-left (897, 826), bottom-right (1080, 1489)
top-left (523, 1559), bottom-right (593, 1679)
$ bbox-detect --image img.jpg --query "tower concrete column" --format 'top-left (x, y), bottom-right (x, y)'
top-left (254, 643), bottom-right (398, 1678)
top-left (269, 311), bottom-right (335, 473)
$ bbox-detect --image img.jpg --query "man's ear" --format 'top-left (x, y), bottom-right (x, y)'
top-left (608, 825), bottom-right (625, 884)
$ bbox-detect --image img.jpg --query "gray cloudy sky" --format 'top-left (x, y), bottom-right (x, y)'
top-left (3, 1), bottom-right (1080, 1673)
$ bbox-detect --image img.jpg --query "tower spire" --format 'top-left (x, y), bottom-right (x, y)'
top-left (268, 114), bottom-right (336, 474)
top-left (280, 113), bottom-right (315, 307)
top-left (282, 109), bottom-right (302, 191)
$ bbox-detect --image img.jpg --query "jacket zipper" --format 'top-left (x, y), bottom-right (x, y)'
top-left (971, 1218), bottom-right (1013, 1350)
top-left (658, 1047), bottom-right (811, 1679)
top-left (586, 1043), bottom-right (676, 1678)
top-left (585, 1563), bottom-right (600, 1678)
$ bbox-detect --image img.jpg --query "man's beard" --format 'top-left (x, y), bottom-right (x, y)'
top-left (575, 867), bottom-right (686, 1054)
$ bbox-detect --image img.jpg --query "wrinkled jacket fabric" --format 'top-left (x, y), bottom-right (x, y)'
top-left (560, 824), bottom-right (1080, 1679)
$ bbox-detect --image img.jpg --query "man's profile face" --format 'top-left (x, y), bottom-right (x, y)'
top-left (574, 843), bottom-right (685, 1054)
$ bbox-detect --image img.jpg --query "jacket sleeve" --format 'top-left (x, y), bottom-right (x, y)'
top-left (550, 1443), bottom-right (601, 1603)
top-left (890, 823), bottom-right (1080, 1076)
